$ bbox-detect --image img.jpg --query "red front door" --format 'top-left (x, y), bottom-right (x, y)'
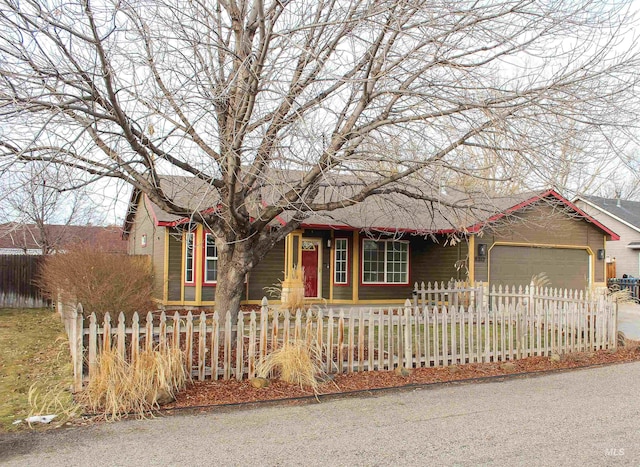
top-left (301, 241), bottom-right (319, 298)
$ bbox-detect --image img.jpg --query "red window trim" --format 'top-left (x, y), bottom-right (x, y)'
top-left (202, 232), bottom-right (218, 286)
top-left (183, 232), bottom-right (195, 286)
top-left (333, 236), bottom-right (350, 287)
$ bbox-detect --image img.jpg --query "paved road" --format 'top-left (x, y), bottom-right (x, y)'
top-left (2, 362), bottom-right (640, 466)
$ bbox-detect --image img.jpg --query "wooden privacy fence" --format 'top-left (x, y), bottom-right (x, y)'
top-left (63, 294), bottom-right (618, 392)
top-left (0, 255), bottom-right (50, 308)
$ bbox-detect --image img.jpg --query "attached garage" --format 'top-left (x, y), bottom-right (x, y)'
top-left (489, 245), bottom-right (590, 290)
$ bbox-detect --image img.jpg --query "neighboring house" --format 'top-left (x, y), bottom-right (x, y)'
top-left (123, 177), bottom-right (618, 308)
top-left (573, 195), bottom-right (640, 278)
top-left (0, 223), bottom-right (127, 255)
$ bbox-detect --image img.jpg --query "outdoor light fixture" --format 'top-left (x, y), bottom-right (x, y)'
top-left (597, 249), bottom-right (605, 260)
top-left (326, 238), bottom-right (332, 249)
top-left (477, 243), bottom-right (487, 258)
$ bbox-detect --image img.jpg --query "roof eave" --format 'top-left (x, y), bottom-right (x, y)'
top-left (573, 196), bottom-right (640, 236)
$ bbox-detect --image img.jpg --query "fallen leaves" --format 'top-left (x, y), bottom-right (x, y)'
top-left (164, 344), bottom-right (640, 410)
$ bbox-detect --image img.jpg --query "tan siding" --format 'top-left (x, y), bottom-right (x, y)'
top-left (358, 284), bottom-right (413, 300)
top-left (167, 230), bottom-right (182, 301)
top-left (127, 197), bottom-right (165, 300)
top-left (491, 204), bottom-right (592, 245)
top-left (202, 286), bottom-right (215, 302)
top-left (184, 286), bottom-right (195, 301)
top-left (248, 240), bottom-right (285, 300)
top-left (575, 200), bottom-right (639, 278)
top-left (333, 284), bottom-right (353, 300)
top-left (410, 236), bottom-right (464, 284)
top-left (475, 202), bottom-right (607, 285)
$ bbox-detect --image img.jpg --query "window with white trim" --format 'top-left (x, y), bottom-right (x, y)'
top-left (334, 238), bottom-right (348, 284)
top-left (205, 233), bottom-right (218, 283)
top-left (362, 239), bottom-right (408, 284)
top-left (184, 232), bottom-right (195, 283)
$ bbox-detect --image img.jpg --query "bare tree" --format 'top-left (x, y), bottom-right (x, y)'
top-left (0, 0), bottom-right (638, 321)
top-left (447, 117), bottom-right (628, 197)
top-left (0, 163), bottom-right (97, 254)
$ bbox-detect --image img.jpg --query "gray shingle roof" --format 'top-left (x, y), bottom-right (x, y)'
top-left (580, 196), bottom-right (640, 231)
top-left (127, 174), bottom-right (578, 235)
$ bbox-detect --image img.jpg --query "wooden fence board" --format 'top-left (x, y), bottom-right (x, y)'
top-left (0, 255), bottom-right (50, 308)
top-left (211, 312), bottom-right (220, 380)
top-left (199, 312), bottom-right (206, 381)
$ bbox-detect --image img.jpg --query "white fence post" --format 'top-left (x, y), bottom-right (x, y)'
top-left (404, 299), bottom-right (413, 369)
top-left (72, 303), bottom-right (84, 392)
top-left (528, 281), bottom-right (535, 317)
top-left (613, 298), bottom-right (619, 349)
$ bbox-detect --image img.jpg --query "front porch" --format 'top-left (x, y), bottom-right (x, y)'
top-left (281, 229), bottom-right (469, 307)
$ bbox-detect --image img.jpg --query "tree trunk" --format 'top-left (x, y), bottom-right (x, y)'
top-left (214, 258), bottom-right (246, 326)
top-left (210, 238), bottom-right (251, 324)
top-left (211, 215), bottom-right (297, 326)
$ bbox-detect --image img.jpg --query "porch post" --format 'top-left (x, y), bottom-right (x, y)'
top-left (194, 224), bottom-right (203, 305)
top-left (468, 234), bottom-right (475, 284)
top-left (352, 231), bottom-right (359, 303)
top-left (282, 231), bottom-right (302, 303)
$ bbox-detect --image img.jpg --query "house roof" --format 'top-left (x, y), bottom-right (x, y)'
top-left (123, 175), bottom-right (620, 240)
top-left (574, 195), bottom-right (640, 233)
top-left (0, 223), bottom-right (127, 253)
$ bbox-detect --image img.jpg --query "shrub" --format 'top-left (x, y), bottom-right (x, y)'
top-left (79, 346), bottom-right (187, 421)
top-left (39, 243), bottom-right (154, 318)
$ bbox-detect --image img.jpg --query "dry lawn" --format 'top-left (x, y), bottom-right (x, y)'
top-left (0, 308), bottom-right (75, 432)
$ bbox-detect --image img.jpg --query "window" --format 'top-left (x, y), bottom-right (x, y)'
top-left (362, 239), bottom-right (408, 284)
top-left (205, 233), bottom-right (218, 283)
top-left (184, 232), bottom-right (194, 283)
top-left (334, 238), bottom-right (348, 284)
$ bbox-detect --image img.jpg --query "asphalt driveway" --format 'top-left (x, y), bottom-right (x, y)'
top-left (618, 302), bottom-right (640, 340)
top-left (2, 361), bottom-right (640, 466)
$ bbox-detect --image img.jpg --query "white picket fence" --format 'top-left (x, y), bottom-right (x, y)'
top-left (412, 280), bottom-right (608, 312)
top-left (412, 281), bottom-right (485, 309)
top-left (62, 294), bottom-right (618, 391)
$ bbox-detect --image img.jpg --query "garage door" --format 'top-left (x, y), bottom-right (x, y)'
top-left (489, 246), bottom-right (589, 290)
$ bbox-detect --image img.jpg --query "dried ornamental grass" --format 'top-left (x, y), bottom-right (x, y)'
top-left (80, 346), bottom-right (187, 421)
top-left (27, 382), bottom-right (81, 426)
top-left (609, 287), bottom-right (637, 304)
top-left (530, 272), bottom-right (551, 289)
top-left (264, 265), bottom-right (307, 314)
top-left (283, 266), bottom-right (306, 313)
top-left (256, 339), bottom-right (325, 392)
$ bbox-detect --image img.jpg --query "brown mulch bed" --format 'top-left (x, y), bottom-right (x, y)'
top-left (164, 344), bottom-right (640, 410)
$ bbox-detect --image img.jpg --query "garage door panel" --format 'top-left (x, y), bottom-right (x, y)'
top-left (489, 246), bottom-right (588, 290)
